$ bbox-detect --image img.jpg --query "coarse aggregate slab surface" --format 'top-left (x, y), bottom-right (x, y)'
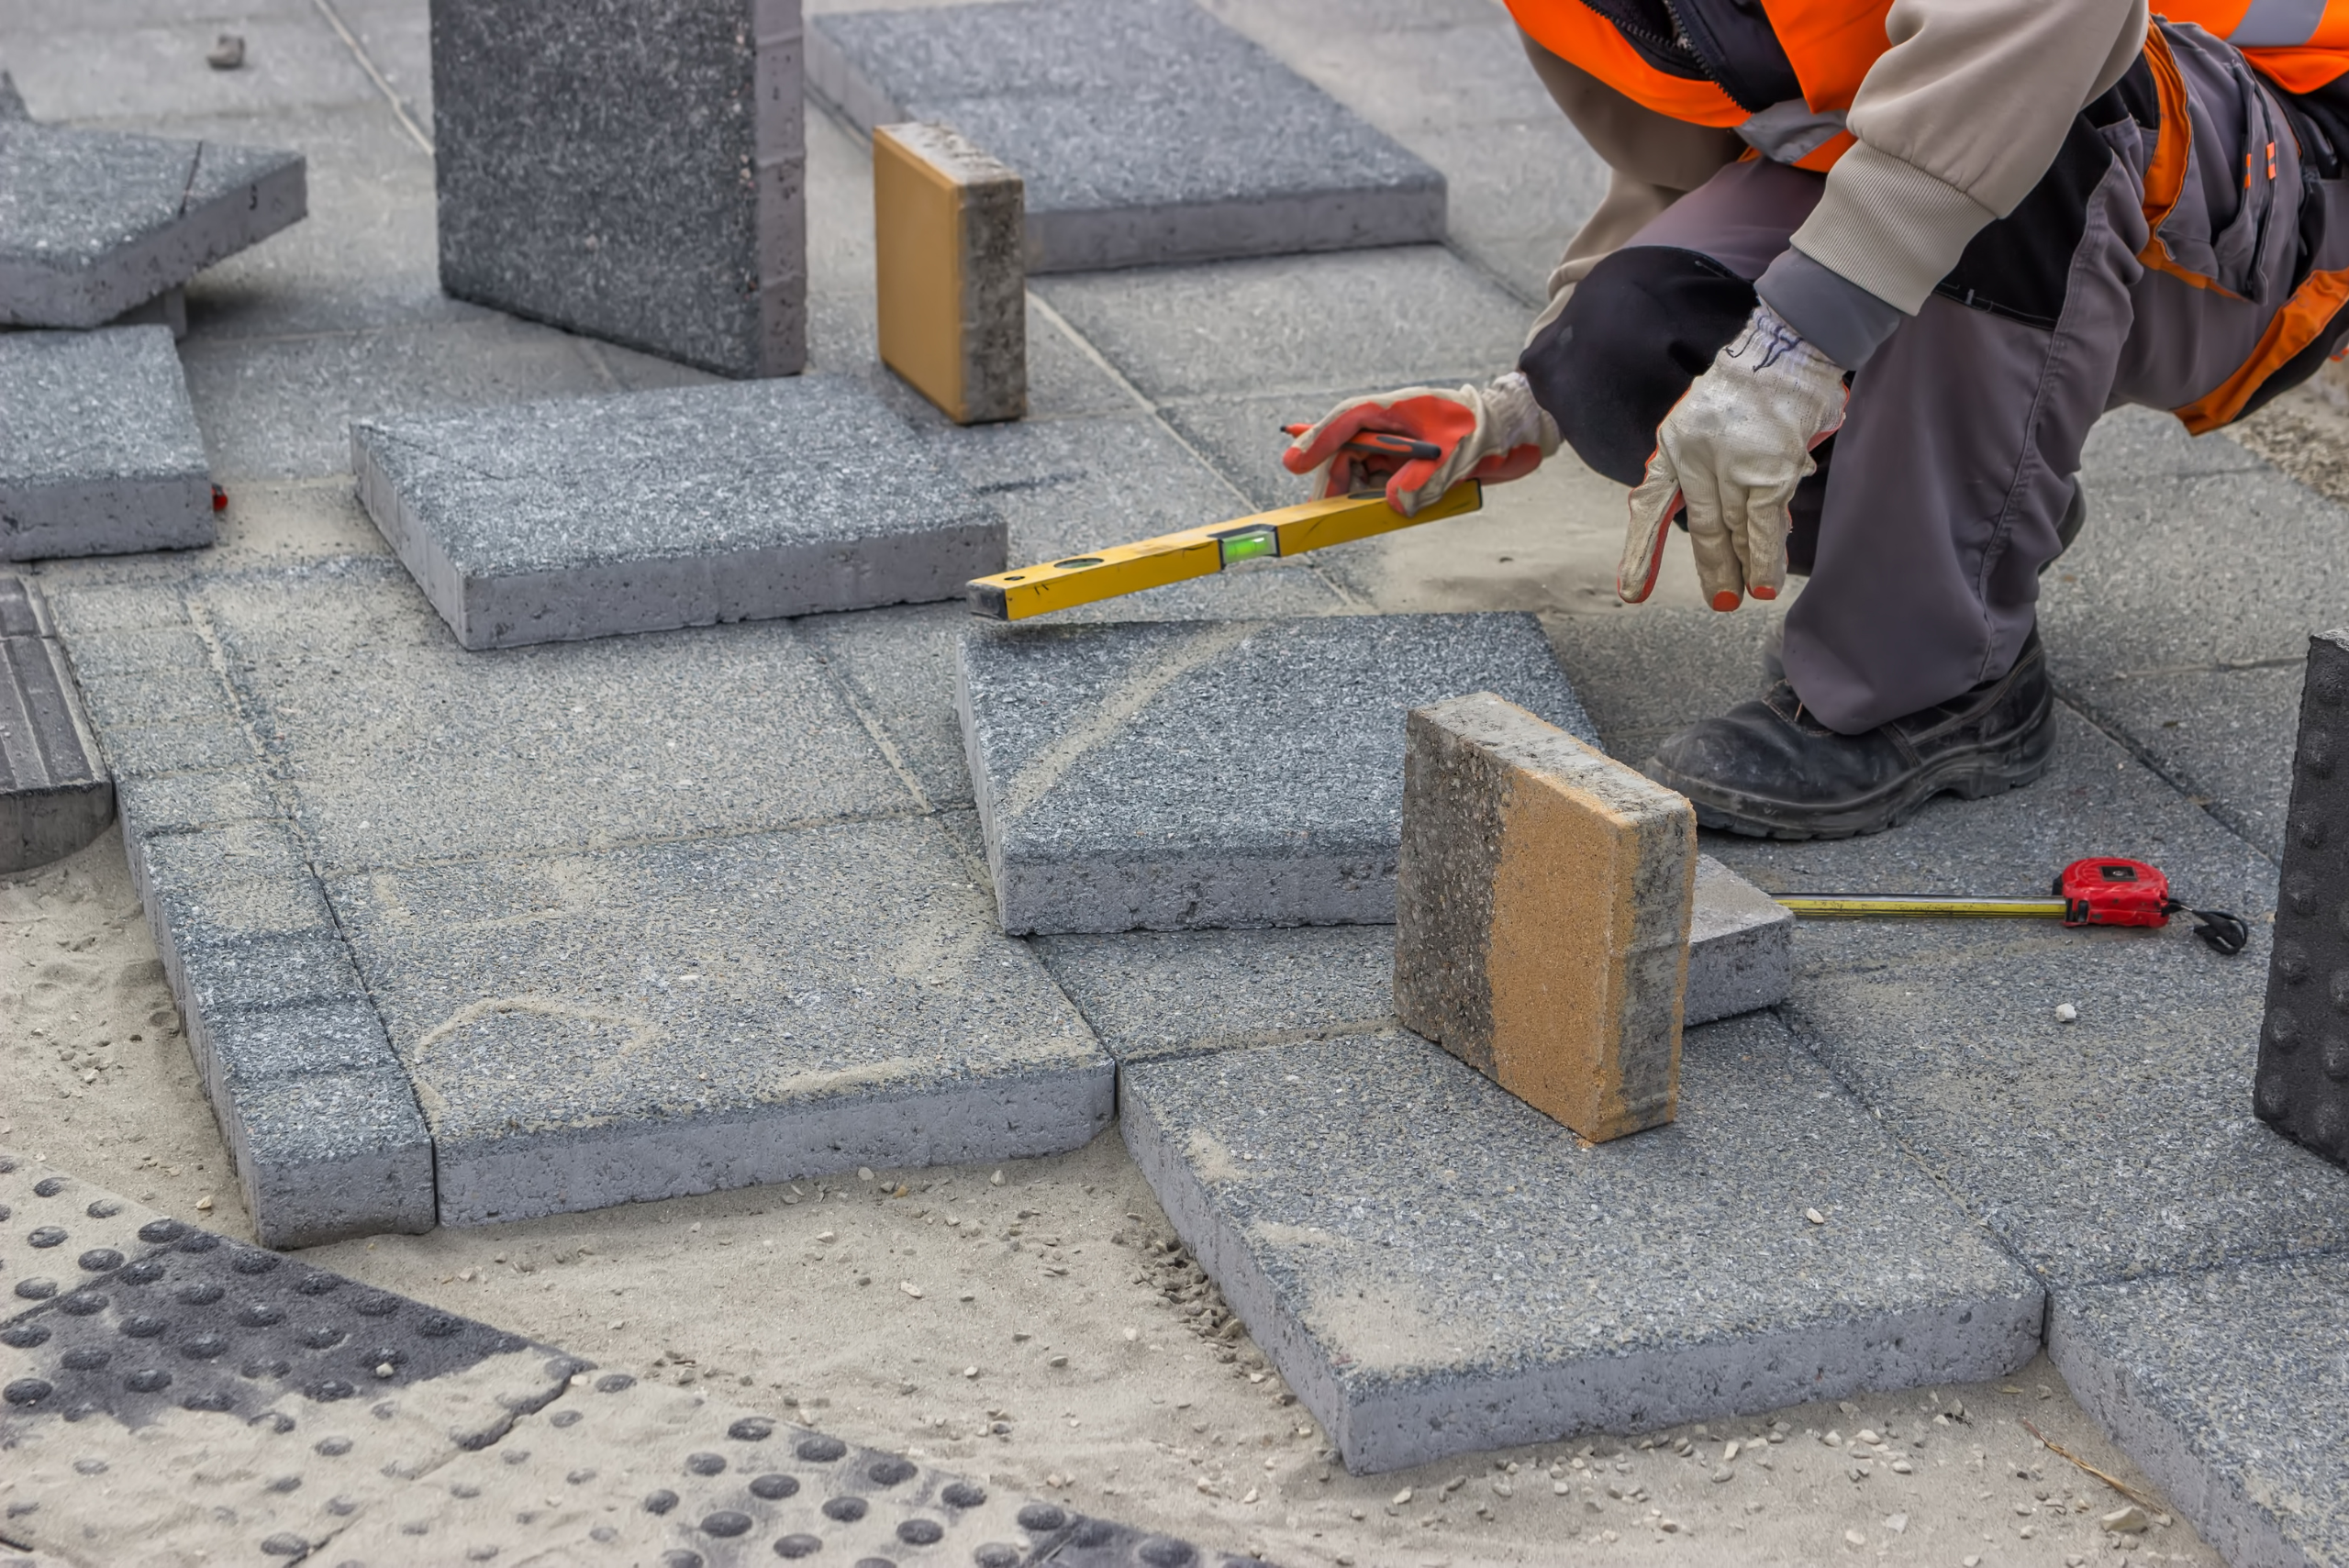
top-left (431, 0), bottom-right (806, 378)
top-left (1121, 1021), bottom-right (2046, 1473)
top-left (958, 611), bottom-right (1594, 933)
top-left (0, 121), bottom-right (305, 328)
top-left (0, 1149), bottom-right (1241, 1568)
top-left (328, 813), bottom-right (1114, 1225)
top-left (2050, 1257), bottom-right (2349, 1568)
top-left (0, 327), bottom-right (213, 561)
top-left (1036, 851), bottom-right (1787, 1062)
top-left (810, 0), bottom-right (1445, 273)
top-left (1703, 708), bottom-right (2334, 1291)
top-left (188, 557), bottom-right (916, 874)
top-left (352, 375), bottom-right (1006, 649)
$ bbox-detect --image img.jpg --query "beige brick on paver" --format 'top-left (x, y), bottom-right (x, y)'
top-left (874, 123), bottom-right (1026, 425)
top-left (1393, 691), bottom-right (1697, 1142)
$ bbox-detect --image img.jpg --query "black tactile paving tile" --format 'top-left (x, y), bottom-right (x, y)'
top-left (2256, 628), bottom-right (2349, 1163)
top-left (0, 1151), bottom-right (1256, 1567)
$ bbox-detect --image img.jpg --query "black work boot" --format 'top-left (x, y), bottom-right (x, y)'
top-left (1644, 631), bottom-right (2056, 840)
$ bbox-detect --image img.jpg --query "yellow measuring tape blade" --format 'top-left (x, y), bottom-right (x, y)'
top-left (1775, 895), bottom-right (2070, 918)
top-left (965, 482), bottom-right (1483, 620)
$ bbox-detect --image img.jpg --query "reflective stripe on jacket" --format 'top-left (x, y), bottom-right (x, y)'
top-left (1507, 0), bottom-right (2349, 171)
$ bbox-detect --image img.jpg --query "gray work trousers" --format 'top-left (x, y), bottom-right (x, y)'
top-left (1529, 25), bottom-right (2349, 733)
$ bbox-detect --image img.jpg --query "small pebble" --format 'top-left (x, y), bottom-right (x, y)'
top-left (2100, 1504), bottom-right (2151, 1533)
top-left (195, 1195), bottom-right (215, 1212)
top-left (206, 33), bottom-right (244, 69)
top-left (1805, 1207), bottom-right (1826, 1225)
top-left (900, 1283), bottom-right (922, 1299)
top-left (2055, 1003), bottom-right (2079, 1022)
top-left (1843, 1529), bottom-right (1865, 1547)
top-left (1390, 1488), bottom-right (1412, 1507)
top-left (1883, 1512), bottom-right (1908, 1534)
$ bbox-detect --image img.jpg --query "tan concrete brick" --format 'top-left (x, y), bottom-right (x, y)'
top-left (874, 122), bottom-right (1026, 425)
top-left (1393, 691), bottom-right (1696, 1141)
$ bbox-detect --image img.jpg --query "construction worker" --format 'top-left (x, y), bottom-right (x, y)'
top-left (1285, 0), bottom-right (2349, 839)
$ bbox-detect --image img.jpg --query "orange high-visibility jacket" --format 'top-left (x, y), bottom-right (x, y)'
top-left (1509, 0), bottom-right (2349, 172)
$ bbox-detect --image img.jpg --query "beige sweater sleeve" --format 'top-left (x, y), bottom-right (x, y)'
top-left (1793, 0), bottom-right (2150, 314)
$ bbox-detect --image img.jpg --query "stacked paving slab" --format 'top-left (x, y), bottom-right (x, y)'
top-left (0, 1150), bottom-right (1240, 1567)
top-left (811, 0), bottom-right (1447, 272)
top-left (352, 376), bottom-right (1007, 648)
top-left (1, 327), bottom-right (213, 562)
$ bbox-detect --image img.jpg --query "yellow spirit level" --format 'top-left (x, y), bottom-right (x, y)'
top-left (964, 482), bottom-right (1483, 621)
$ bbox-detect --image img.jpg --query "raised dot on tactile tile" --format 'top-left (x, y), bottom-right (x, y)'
top-left (120, 1260), bottom-right (166, 1285)
top-left (183, 1390), bottom-right (234, 1412)
top-left (260, 1533), bottom-right (308, 1557)
top-left (254, 1412), bottom-right (296, 1435)
top-left (72, 1458), bottom-right (107, 1475)
top-left (772, 1539), bottom-right (821, 1562)
top-left (1068, 1519), bottom-right (1111, 1548)
top-left (233, 1252), bottom-right (281, 1275)
top-left (238, 1304), bottom-right (285, 1329)
top-left (2299, 815), bottom-right (2329, 849)
top-left (729, 1417), bottom-right (774, 1440)
top-left (596, 1373), bottom-right (635, 1394)
top-left (181, 1333), bottom-right (228, 1360)
top-left (4, 1378), bottom-right (53, 1407)
top-left (121, 1314), bottom-right (165, 1339)
top-left (295, 1275), bottom-right (339, 1296)
top-left (867, 1458), bottom-right (916, 1487)
top-left (137, 1219), bottom-right (185, 1244)
top-left (896, 1519), bottom-right (943, 1546)
top-left (823, 1496), bottom-right (868, 1523)
top-left (352, 1294), bottom-right (397, 1318)
top-left (851, 1557), bottom-right (896, 1568)
top-left (28, 1226), bottom-right (67, 1248)
top-left (1, 1324), bottom-right (49, 1349)
top-left (750, 1473), bottom-right (798, 1500)
top-left (1138, 1539), bottom-right (1197, 1567)
top-left (308, 1379), bottom-right (355, 1402)
top-left (176, 1282), bottom-right (225, 1306)
top-left (703, 1512), bottom-right (754, 1539)
top-left (34, 1177), bottom-right (68, 1197)
top-left (1016, 1504), bottom-right (1066, 1532)
top-left (303, 1327), bottom-right (345, 1349)
top-left (61, 1348), bottom-right (110, 1372)
top-left (567, 1468), bottom-right (596, 1485)
top-left (78, 1249), bottom-right (124, 1273)
top-left (796, 1435), bottom-right (846, 1462)
top-left (551, 1409), bottom-right (583, 1428)
top-left (685, 1451), bottom-right (728, 1476)
top-left (644, 1489), bottom-right (681, 1516)
top-left (17, 1278), bottom-right (59, 1300)
top-left (941, 1483), bottom-right (985, 1508)
top-left (125, 1368), bottom-right (172, 1393)
top-left (418, 1314), bottom-right (462, 1338)
top-left (60, 1292), bottom-right (106, 1317)
top-left (2271, 1012), bottom-right (2301, 1051)
top-left (659, 1554), bottom-right (703, 1568)
top-left (973, 1546), bottom-right (1019, 1568)
top-left (178, 1233), bottom-right (220, 1254)
top-left (316, 1436), bottom-right (353, 1456)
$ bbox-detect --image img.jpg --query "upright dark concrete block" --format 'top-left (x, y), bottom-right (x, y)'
top-left (431, 0), bottom-right (807, 378)
top-left (2257, 628), bottom-right (2349, 1162)
top-left (0, 576), bottom-right (113, 873)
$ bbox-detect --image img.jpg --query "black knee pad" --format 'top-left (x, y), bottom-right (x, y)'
top-left (1519, 246), bottom-right (1757, 486)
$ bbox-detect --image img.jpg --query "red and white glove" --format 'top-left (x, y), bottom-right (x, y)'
top-left (1281, 371), bottom-right (1559, 517)
top-left (1619, 303), bottom-right (1847, 610)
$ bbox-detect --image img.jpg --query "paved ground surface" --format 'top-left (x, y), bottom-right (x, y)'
top-left (6, 0), bottom-right (2349, 1562)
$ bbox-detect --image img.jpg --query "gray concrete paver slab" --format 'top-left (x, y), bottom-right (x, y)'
top-left (0, 14), bottom-right (379, 121)
top-left (431, 0), bottom-right (806, 379)
top-left (2049, 1257), bottom-right (2349, 1568)
top-left (191, 559), bottom-right (916, 874)
top-left (1122, 1020), bottom-right (2046, 1473)
top-left (0, 123), bottom-right (303, 328)
top-left (327, 814), bottom-right (1113, 1225)
top-left (0, 327), bottom-right (213, 561)
top-left (957, 611), bottom-right (1593, 933)
top-left (351, 375), bottom-right (1005, 649)
top-left (1031, 246), bottom-right (1529, 403)
top-left (810, 0), bottom-right (1445, 273)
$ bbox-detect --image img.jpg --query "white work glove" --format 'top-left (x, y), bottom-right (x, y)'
top-left (1617, 303), bottom-right (1847, 609)
top-left (1282, 371), bottom-right (1559, 517)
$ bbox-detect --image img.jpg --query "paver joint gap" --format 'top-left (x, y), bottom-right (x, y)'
top-left (313, 0), bottom-right (435, 157)
top-left (2051, 688), bottom-right (2283, 869)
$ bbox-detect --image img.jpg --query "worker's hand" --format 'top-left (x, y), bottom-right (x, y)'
top-left (1618, 303), bottom-right (1847, 609)
top-left (1282, 372), bottom-right (1558, 517)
